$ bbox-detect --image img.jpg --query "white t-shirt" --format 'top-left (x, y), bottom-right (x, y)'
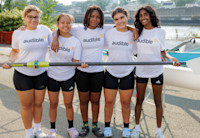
top-left (105, 28), bottom-right (136, 78)
top-left (12, 25), bottom-right (52, 76)
top-left (136, 27), bottom-right (165, 78)
top-left (48, 36), bottom-right (82, 81)
top-left (70, 25), bottom-right (112, 73)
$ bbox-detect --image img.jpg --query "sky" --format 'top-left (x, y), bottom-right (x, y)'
top-left (56, 0), bottom-right (168, 6)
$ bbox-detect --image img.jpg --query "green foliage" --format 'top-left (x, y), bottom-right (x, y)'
top-left (0, 8), bottom-right (23, 31)
top-left (111, 3), bottom-right (118, 9)
top-left (80, 1), bottom-right (95, 12)
top-left (12, 0), bottom-right (28, 10)
top-left (94, 0), bottom-right (110, 11)
top-left (77, 0), bottom-right (110, 12)
top-left (3, 0), bottom-right (12, 10)
top-left (1, 0), bottom-right (28, 12)
top-left (119, 0), bottom-right (130, 6)
top-left (31, 0), bottom-right (57, 29)
top-left (137, 0), bottom-right (158, 7)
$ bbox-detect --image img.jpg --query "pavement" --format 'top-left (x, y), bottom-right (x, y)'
top-left (0, 44), bottom-right (200, 138)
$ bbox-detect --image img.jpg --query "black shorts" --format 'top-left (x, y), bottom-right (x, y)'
top-left (75, 69), bottom-right (104, 92)
top-left (104, 70), bottom-right (135, 90)
top-left (13, 70), bottom-right (47, 91)
top-left (136, 74), bottom-right (163, 85)
top-left (47, 76), bottom-right (75, 92)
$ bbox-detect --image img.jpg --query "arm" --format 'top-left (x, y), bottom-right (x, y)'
top-left (51, 29), bottom-right (59, 53)
top-left (2, 48), bottom-right (19, 69)
top-left (126, 25), bottom-right (139, 41)
top-left (161, 50), bottom-right (180, 66)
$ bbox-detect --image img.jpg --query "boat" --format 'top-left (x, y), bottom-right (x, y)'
top-left (164, 65), bottom-right (200, 91)
top-left (164, 37), bottom-right (200, 91)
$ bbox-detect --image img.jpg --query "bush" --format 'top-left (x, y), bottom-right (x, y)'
top-left (31, 0), bottom-right (57, 29)
top-left (0, 8), bottom-right (23, 31)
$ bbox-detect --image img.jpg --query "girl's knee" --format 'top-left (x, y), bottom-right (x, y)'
top-left (64, 102), bottom-right (73, 109)
top-left (155, 100), bottom-right (162, 108)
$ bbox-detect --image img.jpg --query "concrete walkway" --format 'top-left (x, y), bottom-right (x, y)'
top-left (0, 45), bottom-right (200, 138)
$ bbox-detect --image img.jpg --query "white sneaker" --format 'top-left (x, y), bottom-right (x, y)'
top-left (156, 131), bottom-right (165, 138)
top-left (131, 129), bottom-right (140, 138)
top-left (34, 130), bottom-right (46, 138)
top-left (67, 127), bottom-right (79, 138)
top-left (122, 128), bottom-right (131, 138)
top-left (47, 129), bottom-right (56, 138)
top-left (104, 127), bottom-right (112, 137)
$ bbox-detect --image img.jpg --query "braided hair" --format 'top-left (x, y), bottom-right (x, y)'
top-left (83, 5), bottom-right (104, 30)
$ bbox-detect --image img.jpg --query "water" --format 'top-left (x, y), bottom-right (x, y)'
top-left (162, 26), bottom-right (200, 49)
top-left (73, 23), bottom-right (200, 49)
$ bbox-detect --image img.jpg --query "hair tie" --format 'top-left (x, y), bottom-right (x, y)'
top-left (34, 60), bottom-right (38, 69)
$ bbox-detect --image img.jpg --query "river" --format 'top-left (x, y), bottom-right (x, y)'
top-left (74, 23), bottom-right (200, 49)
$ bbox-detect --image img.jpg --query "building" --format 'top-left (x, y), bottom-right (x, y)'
top-left (161, 1), bottom-right (176, 8)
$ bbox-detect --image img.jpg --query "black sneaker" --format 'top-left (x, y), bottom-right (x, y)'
top-left (92, 127), bottom-right (104, 137)
top-left (79, 126), bottom-right (90, 137)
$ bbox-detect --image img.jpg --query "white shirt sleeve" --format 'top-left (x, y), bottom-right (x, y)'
top-left (11, 30), bottom-right (19, 49)
top-left (70, 25), bottom-right (83, 36)
top-left (40, 25), bottom-right (52, 46)
top-left (73, 39), bottom-right (82, 60)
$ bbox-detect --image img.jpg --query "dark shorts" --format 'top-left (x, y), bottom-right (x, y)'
top-left (47, 76), bottom-right (75, 92)
top-left (13, 70), bottom-right (47, 91)
top-left (104, 70), bottom-right (135, 90)
top-left (136, 74), bottom-right (163, 85)
top-left (75, 69), bottom-right (104, 92)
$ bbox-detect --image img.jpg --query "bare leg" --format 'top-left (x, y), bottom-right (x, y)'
top-left (17, 89), bottom-right (34, 129)
top-left (63, 90), bottom-right (74, 121)
top-left (119, 89), bottom-right (133, 124)
top-left (78, 91), bottom-right (90, 122)
top-left (104, 88), bottom-right (117, 123)
top-left (135, 83), bottom-right (147, 124)
top-left (90, 92), bottom-right (101, 123)
top-left (152, 84), bottom-right (163, 128)
top-left (48, 91), bottom-right (59, 123)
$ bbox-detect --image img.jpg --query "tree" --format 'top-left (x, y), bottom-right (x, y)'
top-left (1, 0), bottom-right (28, 11)
top-left (55, 3), bottom-right (70, 13)
top-left (119, 0), bottom-right (130, 6)
top-left (137, 0), bottom-right (158, 7)
top-left (3, 0), bottom-right (12, 10)
top-left (94, 0), bottom-right (110, 11)
top-left (80, 1), bottom-right (95, 12)
top-left (0, 0), bottom-right (5, 12)
top-left (111, 2), bottom-right (118, 9)
top-left (171, 0), bottom-right (197, 6)
top-left (31, 0), bottom-right (57, 29)
top-left (12, 0), bottom-right (28, 10)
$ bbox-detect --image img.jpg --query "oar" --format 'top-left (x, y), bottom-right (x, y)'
top-left (1, 57), bottom-right (199, 74)
top-left (0, 61), bottom-right (185, 67)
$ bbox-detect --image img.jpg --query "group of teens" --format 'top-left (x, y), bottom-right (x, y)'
top-left (2, 4), bottom-right (180, 138)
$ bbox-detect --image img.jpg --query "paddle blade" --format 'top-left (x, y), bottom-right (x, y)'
top-left (187, 57), bottom-right (200, 74)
